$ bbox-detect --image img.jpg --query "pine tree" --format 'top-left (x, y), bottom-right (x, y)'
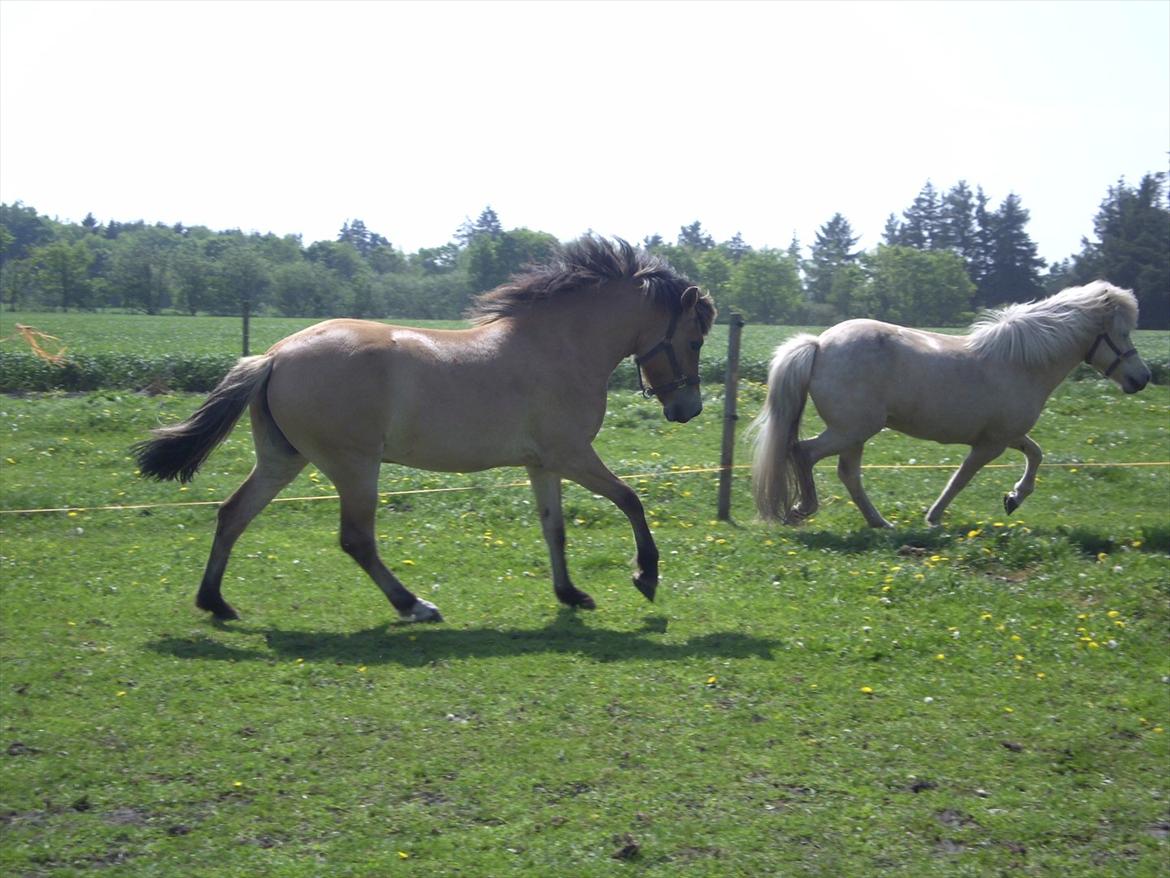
top-left (806, 213), bottom-right (860, 304)
top-left (900, 182), bottom-right (943, 250)
top-left (976, 193), bottom-right (1045, 307)
top-left (677, 221), bottom-right (714, 251)
top-left (1073, 173), bottom-right (1170, 327)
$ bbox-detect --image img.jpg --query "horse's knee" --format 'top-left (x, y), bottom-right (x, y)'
top-left (339, 525), bottom-right (376, 563)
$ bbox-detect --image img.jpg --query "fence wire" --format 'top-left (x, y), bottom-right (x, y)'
top-left (2, 461), bottom-right (1167, 517)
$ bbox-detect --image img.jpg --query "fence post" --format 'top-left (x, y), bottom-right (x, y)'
top-left (717, 311), bottom-right (745, 521)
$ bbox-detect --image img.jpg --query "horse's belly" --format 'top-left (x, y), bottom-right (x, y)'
top-left (380, 432), bottom-right (536, 473)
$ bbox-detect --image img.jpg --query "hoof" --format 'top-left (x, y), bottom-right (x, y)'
top-left (556, 588), bottom-right (596, 610)
top-left (196, 596), bottom-right (239, 621)
top-left (633, 572), bottom-right (657, 603)
top-left (1003, 494), bottom-right (1020, 515)
top-left (400, 599), bottom-right (443, 623)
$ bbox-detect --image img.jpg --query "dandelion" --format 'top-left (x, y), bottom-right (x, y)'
top-left (398, 851), bottom-right (410, 860)
top-left (116, 690), bottom-right (127, 697)
top-left (706, 675), bottom-right (718, 686)
top-left (1106, 610), bottom-right (1120, 618)
top-left (966, 529), bottom-right (982, 539)
top-left (935, 654), bottom-right (946, 661)
top-left (860, 686), bottom-right (874, 695)
top-left (981, 612), bottom-right (993, 621)
top-left (402, 559), bottom-right (416, 566)
top-left (1003, 706), bottom-right (1014, 713)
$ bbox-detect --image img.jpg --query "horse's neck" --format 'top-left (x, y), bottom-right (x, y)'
top-left (513, 287), bottom-right (647, 383)
top-left (1020, 333), bottom-right (1095, 397)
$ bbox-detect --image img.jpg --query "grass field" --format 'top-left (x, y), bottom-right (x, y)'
top-left (1, 315), bottom-right (1168, 876)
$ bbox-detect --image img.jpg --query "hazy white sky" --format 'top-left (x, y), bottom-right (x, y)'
top-left (1, 0), bottom-right (1167, 263)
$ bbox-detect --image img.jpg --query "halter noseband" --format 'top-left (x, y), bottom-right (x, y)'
top-left (634, 308), bottom-right (701, 400)
top-left (1084, 332), bottom-right (1137, 378)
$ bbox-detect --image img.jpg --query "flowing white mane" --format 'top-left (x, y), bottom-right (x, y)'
top-left (966, 281), bottom-right (1139, 368)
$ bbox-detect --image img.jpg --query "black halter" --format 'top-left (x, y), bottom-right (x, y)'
top-left (634, 308), bottom-right (700, 399)
top-left (1084, 332), bottom-right (1137, 377)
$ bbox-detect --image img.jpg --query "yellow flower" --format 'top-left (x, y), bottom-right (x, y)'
top-left (935, 654), bottom-right (945, 661)
top-left (966, 529), bottom-right (981, 539)
top-left (1106, 610), bottom-right (1120, 618)
top-left (398, 851), bottom-right (410, 860)
top-left (706, 675), bottom-right (718, 686)
top-left (116, 690), bottom-right (127, 697)
top-left (860, 686), bottom-right (874, 695)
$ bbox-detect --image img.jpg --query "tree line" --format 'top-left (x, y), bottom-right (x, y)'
top-left (1, 174), bottom-right (1167, 328)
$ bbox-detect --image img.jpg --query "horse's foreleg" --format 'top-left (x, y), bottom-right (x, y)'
top-left (558, 450), bottom-right (658, 603)
top-left (926, 443), bottom-right (1006, 527)
top-left (330, 461), bottom-right (441, 623)
top-left (1004, 436), bottom-right (1042, 515)
top-left (837, 445), bottom-right (893, 529)
top-left (195, 425), bottom-right (306, 620)
top-left (527, 467), bottom-right (595, 610)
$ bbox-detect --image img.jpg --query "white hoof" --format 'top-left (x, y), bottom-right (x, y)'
top-left (400, 599), bottom-right (443, 623)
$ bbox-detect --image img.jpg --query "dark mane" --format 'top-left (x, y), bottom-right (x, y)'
top-left (466, 235), bottom-right (715, 331)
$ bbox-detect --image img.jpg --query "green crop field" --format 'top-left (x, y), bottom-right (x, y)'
top-left (1, 313), bottom-right (1168, 876)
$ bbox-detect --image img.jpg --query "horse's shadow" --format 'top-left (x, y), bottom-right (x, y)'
top-left (147, 610), bottom-right (779, 667)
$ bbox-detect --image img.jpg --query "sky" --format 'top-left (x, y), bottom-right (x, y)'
top-left (1, 0), bottom-right (1167, 264)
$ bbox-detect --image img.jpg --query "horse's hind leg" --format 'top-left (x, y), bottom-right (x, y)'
top-left (836, 444), bottom-right (893, 529)
top-left (791, 427), bottom-right (884, 526)
top-left (527, 466), bottom-right (595, 610)
top-left (925, 442), bottom-right (1006, 526)
top-left (327, 459), bottom-right (441, 623)
top-left (1004, 436), bottom-right (1042, 515)
top-left (784, 440), bottom-right (819, 523)
top-left (196, 414), bottom-right (307, 620)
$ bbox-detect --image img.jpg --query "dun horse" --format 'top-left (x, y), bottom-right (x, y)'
top-left (751, 281), bottom-right (1151, 528)
top-left (135, 237), bottom-right (716, 622)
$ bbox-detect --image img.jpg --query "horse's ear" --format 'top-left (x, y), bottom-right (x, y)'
top-left (681, 286), bottom-right (701, 311)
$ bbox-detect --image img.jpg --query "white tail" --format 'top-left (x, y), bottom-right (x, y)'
top-left (750, 334), bottom-right (819, 520)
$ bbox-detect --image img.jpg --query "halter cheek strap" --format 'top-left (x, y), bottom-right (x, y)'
top-left (1084, 332), bottom-right (1137, 378)
top-left (634, 309), bottom-right (701, 400)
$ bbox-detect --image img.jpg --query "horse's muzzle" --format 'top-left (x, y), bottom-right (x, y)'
top-left (664, 400), bottom-right (702, 423)
top-left (1123, 373), bottom-right (1150, 394)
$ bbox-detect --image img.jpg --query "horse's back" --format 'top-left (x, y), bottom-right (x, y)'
top-left (260, 318), bottom-right (551, 472)
top-left (811, 319), bottom-right (1037, 444)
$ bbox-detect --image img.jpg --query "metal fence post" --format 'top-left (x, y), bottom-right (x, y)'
top-left (717, 311), bottom-right (745, 521)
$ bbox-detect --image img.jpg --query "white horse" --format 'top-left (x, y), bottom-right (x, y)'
top-left (751, 281), bottom-right (1153, 528)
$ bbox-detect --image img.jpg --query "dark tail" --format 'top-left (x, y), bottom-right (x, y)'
top-left (133, 356), bottom-right (274, 483)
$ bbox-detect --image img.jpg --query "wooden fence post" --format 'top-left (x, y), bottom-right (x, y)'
top-left (717, 311), bottom-right (745, 521)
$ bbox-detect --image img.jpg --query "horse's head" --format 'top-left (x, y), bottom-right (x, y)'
top-left (635, 286), bottom-right (716, 422)
top-left (1085, 287), bottom-right (1151, 394)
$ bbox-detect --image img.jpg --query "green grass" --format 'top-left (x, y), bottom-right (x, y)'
top-left (1, 351), bottom-right (1168, 874)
